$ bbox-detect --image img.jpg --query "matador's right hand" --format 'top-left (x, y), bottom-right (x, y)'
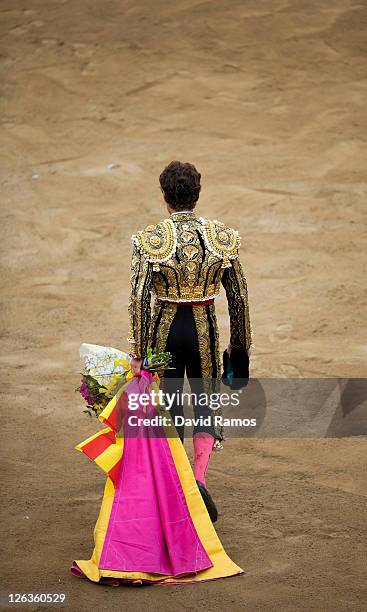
top-left (130, 357), bottom-right (143, 376)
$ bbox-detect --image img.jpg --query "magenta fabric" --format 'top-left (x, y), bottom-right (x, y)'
top-left (98, 375), bottom-right (213, 576)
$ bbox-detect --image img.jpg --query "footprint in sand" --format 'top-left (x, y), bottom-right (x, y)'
top-left (9, 20), bottom-right (44, 36)
top-left (259, 560), bottom-right (292, 576)
top-left (72, 43), bottom-right (95, 59)
top-left (41, 39), bottom-right (59, 47)
top-left (72, 493), bottom-right (102, 503)
top-left (9, 25), bottom-right (29, 36)
top-left (26, 269), bottom-right (70, 287)
top-left (277, 363), bottom-right (302, 376)
top-left (318, 526), bottom-right (350, 539)
top-left (269, 323), bottom-right (293, 344)
top-left (258, 527), bottom-right (284, 539)
top-left (29, 20), bottom-right (45, 27)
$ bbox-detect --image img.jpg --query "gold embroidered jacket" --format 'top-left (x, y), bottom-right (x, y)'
top-left (127, 211), bottom-right (252, 359)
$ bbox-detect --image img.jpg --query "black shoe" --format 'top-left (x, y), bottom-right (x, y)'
top-left (196, 480), bottom-right (218, 523)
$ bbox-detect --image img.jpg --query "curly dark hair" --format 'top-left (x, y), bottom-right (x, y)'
top-left (159, 160), bottom-right (201, 210)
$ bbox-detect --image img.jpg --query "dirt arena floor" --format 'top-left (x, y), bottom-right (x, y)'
top-left (1, 1), bottom-right (367, 610)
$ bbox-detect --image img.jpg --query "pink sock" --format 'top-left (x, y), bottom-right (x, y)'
top-left (193, 433), bottom-right (215, 488)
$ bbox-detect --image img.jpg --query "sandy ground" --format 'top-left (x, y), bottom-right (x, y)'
top-left (1, 0), bottom-right (367, 610)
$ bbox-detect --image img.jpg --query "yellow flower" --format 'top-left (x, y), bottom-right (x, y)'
top-left (114, 357), bottom-right (131, 371)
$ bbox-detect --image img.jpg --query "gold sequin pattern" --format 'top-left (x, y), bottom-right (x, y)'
top-left (191, 306), bottom-right (215, 378)
top-left (133, 219), bottom-right (176, 267)
top-left (191, 304), bottom-right (223, 440)
top-left (127, 244), bottom-right (153, 358)
top-left (221, 257), bottom-right (252, 350)
top-left (150, 301), bottom-right (178, 355)
top-left (200, 218), bottom-right (240, 269)
top-left (129, 212), bottom-right (252, 359)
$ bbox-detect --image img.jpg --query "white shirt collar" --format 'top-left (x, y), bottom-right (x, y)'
top-left (170, 210), bottom-right (195, 216)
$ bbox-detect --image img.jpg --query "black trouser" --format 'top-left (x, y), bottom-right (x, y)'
top-left (162, 306), bottom-right (215, 442)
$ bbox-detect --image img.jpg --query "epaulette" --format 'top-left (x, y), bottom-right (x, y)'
top-left (198, 217), bottom-right (240, 268)
top-left (131, 218), bottom-right (177, 271)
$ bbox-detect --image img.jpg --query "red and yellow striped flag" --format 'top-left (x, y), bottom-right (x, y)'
top-left (74, 376), bottom-right (132, 487)
top-left (75, 372), bottom-right (162, 488)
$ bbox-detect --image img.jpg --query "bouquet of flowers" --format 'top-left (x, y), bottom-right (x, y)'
top-left (77, 343), bottom-right (172, 419)
top-left (142, 347), bottom-right (172, 372)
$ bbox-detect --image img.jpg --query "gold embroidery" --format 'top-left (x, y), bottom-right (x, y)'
top-left (149, 235), bottom-right (161, 247)
top-left (129, 213), bottom-right (252, 353)
top-left (157, 285), bottom-right (219, 302)
top-left (150, 303), bottom-right (177, 352)
top-left (132, 219), bottom-right (177, 270)
top-left (199, 217), bottom-right (240, 269)
top-left (221, 257), bottom-right (252, 350)
top-left (129, 212), bottom-right (252, 442)
top-left (186, 260), bottom-right (196, 271)
top-left (127, 244), bottom-right (153, 358)
top-left (191, 304), bottom-right (223, 440)
top-left (183, 244), bottom-right (199, 260)
top-left (191, 306), bottom-right (213, 378)
top-left (181, 230), bottom-right (195, 243)
top-left (137, 215), bottom-right (242, 301)
top-left (207, 304), bottom-right (221, 380)
top-left (148, 300), bottom-right (161, 349)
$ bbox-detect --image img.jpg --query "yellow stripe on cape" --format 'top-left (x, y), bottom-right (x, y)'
top-left (73, 375), bottom-right (244, 583)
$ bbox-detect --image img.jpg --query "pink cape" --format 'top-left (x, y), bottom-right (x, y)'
top-left (71, 372), bottom-right (244, 585)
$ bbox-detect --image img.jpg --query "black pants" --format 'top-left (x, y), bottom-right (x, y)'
top-left (162, 306), bottom-right (216, 442)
